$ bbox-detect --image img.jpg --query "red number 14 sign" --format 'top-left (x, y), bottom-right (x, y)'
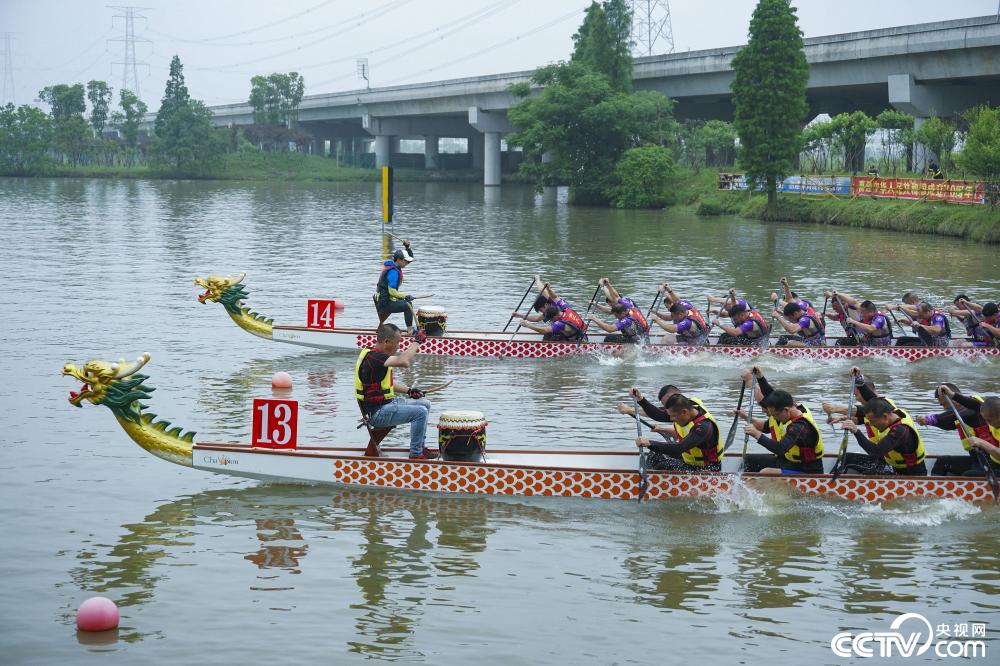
top-left (307, 299), bottom-right (338, 329)
top-left (252, 398), bottom-right (298, 449)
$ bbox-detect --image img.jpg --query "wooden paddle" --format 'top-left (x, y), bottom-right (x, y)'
top-left (503, 279), bottom-right (537, 332)
top-left (831, 371), bottom-right (859, 480)
top-left (739, 373), bottom-right (758, 471)
top-left (722, 380), bottom-right (748, 453)
top-left (942, 394), bottom-right (1000, 499)
top-left (763, 298), bottom-right (779, 351)
top-left (633, 392), bottom-right (649, 502)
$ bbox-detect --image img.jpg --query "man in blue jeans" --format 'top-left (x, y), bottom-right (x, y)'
top-left (355, 323), bottom-right (438, 459)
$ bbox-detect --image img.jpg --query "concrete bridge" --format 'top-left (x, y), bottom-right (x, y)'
top-left (205, 15), bottom-right (1000, 184)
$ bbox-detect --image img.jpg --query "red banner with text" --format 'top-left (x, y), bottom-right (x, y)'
top-left (851, 177), bottom-right (986, 204)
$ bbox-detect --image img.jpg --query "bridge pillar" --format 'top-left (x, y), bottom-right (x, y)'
top-left (424, 136), bottom-right (439, 169)
top-left (468, 106), bottom-right (514, 186)
top-left (483, 131), bottom-right (502, 186)
top-left (374, 134), bottom-right (392, 168)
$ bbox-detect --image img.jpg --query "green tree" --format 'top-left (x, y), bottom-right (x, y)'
top-left (0, 103), bottom-right (52, 174)
top-left (508, 1), bottom-right (673, 205)
top-left (153, 55), bottom-right (224, 174)
top-left (875, 109), bottom-right (914, 175)
top-left (508, 63), bottom-right (673, 204)
top-left (248, 71), bottom-right (306, 151)
top-left (914, 113), bottom-right (956, 175)
top-left (958, 105), bottom-right (1000, 205)
top-left (612, 144), bottom-right (675, 208)
top-left (112, 89), bottom-right (148, 166)
top-left (39, 83), bottom-right (90, 165)
top-left (571, 0), bottom-right (632, 92)
top-left (86, 80), bottom-right (113, 137)
top-left (731, 0), bottom-right (809, 206)
top-left (801, 119), bottom-right (835, 173)
top-left (39, 83), bottom-right (86, 119)
top-left (701, 120), bottom-right (738, 167)
top-left (830, 111), bottom-right (876, 173)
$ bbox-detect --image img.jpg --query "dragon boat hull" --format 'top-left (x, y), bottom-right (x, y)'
top-left (193, 445), bottom-right (996, 504)
top-left (271, 325), bottom-right (999, 361)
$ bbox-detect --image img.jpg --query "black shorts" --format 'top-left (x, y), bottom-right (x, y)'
top-left (645, 452), bottom-right (721, 473)
top-left (742, 453), bottom-right (823, 474)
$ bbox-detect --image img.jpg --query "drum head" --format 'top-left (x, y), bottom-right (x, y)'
top-left (417, 305), bottom-right (448, 317)
top-left (438, 410), bottom-right (486, 428)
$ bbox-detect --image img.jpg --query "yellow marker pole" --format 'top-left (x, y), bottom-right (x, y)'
top-left (381, 165), bottom-right (393, 259)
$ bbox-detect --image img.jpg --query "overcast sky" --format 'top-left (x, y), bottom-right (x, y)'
top-left (2, 0), bottom-right (997, 110)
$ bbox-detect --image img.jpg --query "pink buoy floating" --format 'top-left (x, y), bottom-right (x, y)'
top-left (76, 596), bottom-right (119, 632)
top-left (271, 371), bottom-right (293, 389)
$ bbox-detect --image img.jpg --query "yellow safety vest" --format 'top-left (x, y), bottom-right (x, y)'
top-left (354, 348), bottom-right (394, 407)
top-left (863, 398), bottom-right (926, 469)
top-left (768, 404), bottom-right (824, 463)
top-left (954, 394), bottom-right (984, 452)
top-left (673, 403), bottom-right (723, 467)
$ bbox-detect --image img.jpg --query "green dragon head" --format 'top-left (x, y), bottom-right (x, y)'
top-left (195, 273), bottom-right (248, 316)
top-left (63, 353), bottom-right (195, 466)
top-left (194, 273), bottom-right (273, 339)
top-left (63, 353), bottom-right (152, 418)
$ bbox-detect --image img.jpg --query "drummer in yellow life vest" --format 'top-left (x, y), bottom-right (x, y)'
top-left (636, 394), bottom-right (723, 472)
top-left (740, 367), bottom-right (825, 474)
top-left (355, 323), bottom-right (437, 460)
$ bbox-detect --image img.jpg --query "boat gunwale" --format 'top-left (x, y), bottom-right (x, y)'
top-left (193, 443), bottom-right (989, 484)
top-left (270, 325), bottom-right (999, 355)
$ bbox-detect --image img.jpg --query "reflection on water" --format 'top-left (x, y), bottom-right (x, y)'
top-left (58, 483), bottom-right (1000, 659)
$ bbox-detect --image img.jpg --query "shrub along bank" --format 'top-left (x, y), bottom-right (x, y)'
top-left (685, 171), bottom-right (1000, 244)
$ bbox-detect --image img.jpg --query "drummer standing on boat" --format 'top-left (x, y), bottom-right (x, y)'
top-left (374, 240), bottom-right (417, 335)
top-left (355, 323), bottom-right (438, 460)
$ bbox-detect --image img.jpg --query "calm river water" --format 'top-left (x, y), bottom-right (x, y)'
top-left (1, 177), bottom-right (998, 665)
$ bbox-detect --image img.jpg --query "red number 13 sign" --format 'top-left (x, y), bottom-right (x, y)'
top-left (252, 398), bottom-right (298, 449)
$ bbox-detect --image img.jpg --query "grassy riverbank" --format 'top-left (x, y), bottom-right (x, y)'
top-left (38, 152), bottom-right (483, 183)
top-left (683, 169), bottom-right (1000, 243)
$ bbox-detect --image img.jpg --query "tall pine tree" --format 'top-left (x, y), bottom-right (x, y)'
top-left (731, 0), bottom-right (809, 206)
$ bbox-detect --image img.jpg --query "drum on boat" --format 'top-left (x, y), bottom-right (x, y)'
top-left (437, 410), bottom-right (487, 462)
top-left (416, 305), bottom-right (448, 337)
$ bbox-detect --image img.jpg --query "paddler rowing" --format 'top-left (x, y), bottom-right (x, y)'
top-left (617, 365), bottom-right (999, 483)
top-left (509, 276), bottom-right (588, 342)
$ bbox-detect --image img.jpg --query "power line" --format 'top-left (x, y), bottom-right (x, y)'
top-left (160, 0), bottom-right (338, 45)
top-left (195, 0), bottom-right (414, 72)
top-left (2, 33), bottom-right (16, 105)
top-left (292, 0), bottom-right (515, 78)
top-left (375, 6), bottom-right (585, 88)
top-left (108, 5), bottom-right (151, 97)
top-left (630, 0), bottom-right (674, 56)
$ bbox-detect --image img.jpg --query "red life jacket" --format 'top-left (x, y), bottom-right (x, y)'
top-left (680, 308), bottom-right (709, 339)
top-left (558, 307), bottom-right (586, 334)
top-left (800, 313), bottom-right (825, 340)
top-left (746, 309), bottom-right (771, 337)
top-left (629, 306), bottom-right (649, 332)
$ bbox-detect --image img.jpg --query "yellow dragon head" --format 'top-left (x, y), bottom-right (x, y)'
top-left (63, 353), bottom-right (195, 467)
top-left (193, 272), bottom-right (273, 339)
top-left (195, 273), bottom-right (246, 304)
top-left (63, 353), bottom-right (151, 408)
